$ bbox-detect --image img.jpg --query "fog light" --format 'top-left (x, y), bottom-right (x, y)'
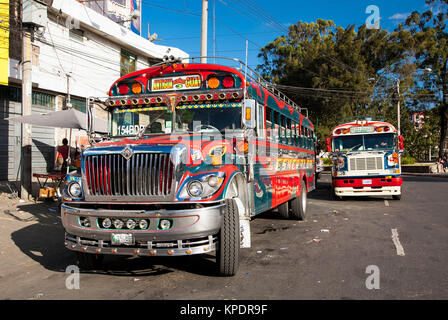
top-left (113, 219), bottom-right (124, 229)
top-left (79, 217), bottom-right (90, 228)
top-left (102, 218), bottom-right (112, 229)
top-left (139, 219), bottom-right (149, 230)
top-left (126, 219), bottom-right (136, 229)
top-left (159, 219), bottom-right (172, 230)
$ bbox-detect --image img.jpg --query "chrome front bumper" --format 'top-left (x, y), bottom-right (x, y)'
top-left (334, 186), bottom-right (401, 196)
top-left (61, 202), bottom-right (225, 256)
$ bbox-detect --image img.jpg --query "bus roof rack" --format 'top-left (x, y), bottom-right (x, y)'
top-left (168, 56), bottom-right (308, 118)
top-left (339, 115), bottom-right (385, 125)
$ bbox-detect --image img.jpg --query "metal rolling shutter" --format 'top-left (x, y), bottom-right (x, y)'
top-left (31, 102), bottom-right (56, 174)
top-left (0, 100), bottom-right (22, 181)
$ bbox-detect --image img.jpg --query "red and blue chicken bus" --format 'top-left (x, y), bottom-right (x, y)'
top-left (61, 56), bottom-right (316, 276)
top-left (327, 118), bottom-right (404, 200)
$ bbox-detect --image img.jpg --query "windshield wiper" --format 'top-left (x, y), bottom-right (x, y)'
top-left (136, 113), bottom-right (166, 139)
top-left (348, 144), bottom-right (362, 151)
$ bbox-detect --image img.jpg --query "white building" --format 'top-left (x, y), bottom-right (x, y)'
top-left (0, 0), bottom-right (188, 183)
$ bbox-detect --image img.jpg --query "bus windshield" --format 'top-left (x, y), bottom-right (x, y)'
top-left (175, 107), bottom-right (241, 132)
top-left (333, 133), bottom-right (395, 152)
top-left (110, 106), bottom-right (242, 137)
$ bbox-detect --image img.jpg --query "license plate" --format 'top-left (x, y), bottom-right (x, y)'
top-left (362, 179), bottom-right (372, 185)
top-left (111, 233), bottom-right (134, 246)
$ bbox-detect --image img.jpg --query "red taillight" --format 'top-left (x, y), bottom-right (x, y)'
top-left (335, 129), bottom-right (342, 135)
top-left (223, 76), bottom-right (234, 88)
top-left (384, 126), bottom-right (390, 132)
top-left (118, 84), bottom-right (129, 95)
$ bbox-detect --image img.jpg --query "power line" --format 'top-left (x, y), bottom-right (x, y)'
top-left (234, 0), bottom-right (289, 34)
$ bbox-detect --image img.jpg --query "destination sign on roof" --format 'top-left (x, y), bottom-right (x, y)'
top-left (350, 126), bottom-right (375, 134)
top-left (151, 75), bottom-right (202, 92)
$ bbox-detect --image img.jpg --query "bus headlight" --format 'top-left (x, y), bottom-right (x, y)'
top-left (68, 182), bottom-right (82, 198)
top-left (187, 181), bottom-right (204, 197)
top-left (335, 156), bottom-right (346, 170)
top-left (179, 173), bottom-right (225, 200)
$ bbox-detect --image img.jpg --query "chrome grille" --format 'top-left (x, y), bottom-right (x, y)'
top-left (349, 157), bottom-right (383, 171)
top-left (84, 153), bottom-right (174, 196)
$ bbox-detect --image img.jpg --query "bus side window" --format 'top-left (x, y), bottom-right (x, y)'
top-left (307, 128), bottom-right (311, 150)
top-left (257, 103), bottom-right (265, 139)
top-left (293, 122), bottom-right (298, 146)
top-left (305, 127), bottom-right (309, 149)
top-left (273, 111), bottom-right (279, 143)
top-left (279, 115), bottom-right (283, 144)
top-left (300, 125), bottom-right (304, 148)
top-left (286, 118), bottom-right (292, 145)
top-left (266, 107), bottom-right (272, 141)
top-left (310, 130), bottom-right (315, 150)
top-left (281, 115), bottom-right (287, 145)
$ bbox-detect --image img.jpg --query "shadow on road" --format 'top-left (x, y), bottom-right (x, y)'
top-left (10, 202), bottom-right (221, 277)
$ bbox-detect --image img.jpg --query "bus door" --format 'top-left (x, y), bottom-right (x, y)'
top-left (252, 101), bottom-right (270, 215)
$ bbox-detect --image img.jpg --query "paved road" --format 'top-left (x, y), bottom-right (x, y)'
top-left (0, 174), bottom-right (447, 300)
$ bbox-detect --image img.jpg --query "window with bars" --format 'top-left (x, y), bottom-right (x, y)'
top-left (71, 98), bottom-right (86, 113)
top-left (0, 85), bottom-right (21, 102)
top-left (32, 91), bottom-right (55, 108)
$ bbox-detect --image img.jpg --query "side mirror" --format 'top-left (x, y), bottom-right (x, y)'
top-left (398, 135), bottom-right (404, 150)
top-left (326, 137), bottom-right (331, 153)
top-left (242, 99), bottom-right (256, 129)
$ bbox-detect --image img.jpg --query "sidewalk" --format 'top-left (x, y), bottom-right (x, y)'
top-left (402, 172), bottom-right (448, 178)
top-left (321, 170), bottom-right (448, 178)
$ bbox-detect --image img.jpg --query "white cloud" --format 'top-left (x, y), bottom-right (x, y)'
top-left (389, 13), bottom-right (410, 21)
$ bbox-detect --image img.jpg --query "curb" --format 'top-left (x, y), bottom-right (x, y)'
top-left (402, 173), bottom-right (448, 179)
top-left (320, 171), bottom-right (448, 179)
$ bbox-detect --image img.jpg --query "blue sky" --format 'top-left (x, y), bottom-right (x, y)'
top-left (140, 0), bottom-right (431, 69)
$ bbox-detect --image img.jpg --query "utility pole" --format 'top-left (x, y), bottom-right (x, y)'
top-left (397, 78), bottom-right (401, 136)
top-left (213, 0), bottom-right (215, 63)
top-left (200, 0), bottom-right (208, 63)
top-left (21, 28), bottom-right (33, 200)
top-left (66, 74), bottom-right (71, 108)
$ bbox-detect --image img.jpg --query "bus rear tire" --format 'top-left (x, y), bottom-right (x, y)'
top-left (278, 201), bottom-right (290, 219)
top-left (216, 199), bottom-right (240, 277)
top-left (291, 180), bottom-right (307, 221)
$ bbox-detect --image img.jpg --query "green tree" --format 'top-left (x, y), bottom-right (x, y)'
top-left (399, 0), bottom-right (448, 157)
top-left (257, 20), bottom-right (406, 150)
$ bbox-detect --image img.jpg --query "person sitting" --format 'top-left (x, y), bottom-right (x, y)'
top-left (437, 156), bottom-right (448, 173)
top-left (442, 155), bottom-right (448, 172)
top-left (55, 138), bottom-right (69, 172)
top-left (150, 121), bottom-right (163, 133)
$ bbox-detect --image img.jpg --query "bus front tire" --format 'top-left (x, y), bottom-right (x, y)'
top-left (216, 199), bottom-right (240, 277)
top-left (291, 180), bottom-right (307, 221)
top-left (392, 194), bottom-right (401, 200)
